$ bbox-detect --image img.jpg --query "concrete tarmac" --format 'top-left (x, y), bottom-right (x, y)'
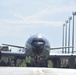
top-left (0, 67), bottom-right (76, 75)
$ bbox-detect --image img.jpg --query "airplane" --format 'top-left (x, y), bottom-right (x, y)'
top-left (0, 34), bottom-right (76, 68)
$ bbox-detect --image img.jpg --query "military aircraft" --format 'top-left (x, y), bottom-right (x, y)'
top-left (0, 34), bottom-right (75, 67)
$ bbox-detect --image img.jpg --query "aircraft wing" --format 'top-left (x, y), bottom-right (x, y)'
top-left (44, 46), bottom-right (73, 51)
top-left (1, 51), bottom-right (26, 59)
top-left (50, 46), bottom-right (74, 50)
top-left (48, 46), bottom-right (75, 59)
top-left (2, 44), bottom-right (25, 49)
top-left (48, 53), bottom-right (76, 59)
top-left (1, 44), bottom-right (26, 59)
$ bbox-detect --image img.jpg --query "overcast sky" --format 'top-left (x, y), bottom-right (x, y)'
top-left (0, 0), bottom-right (76, 53)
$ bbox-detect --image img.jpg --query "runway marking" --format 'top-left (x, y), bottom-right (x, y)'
top-left (39, 69), bottom-right (44, 75)
top-left (32, 69), bottom-right (37, 75)
top-left (32, 69), bottom-right (44, 75)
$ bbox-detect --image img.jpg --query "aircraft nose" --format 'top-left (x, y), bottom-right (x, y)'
top-left (33, 43), bottom-right (44, 49)
top-left (32, 44), bottom-right (44, 55)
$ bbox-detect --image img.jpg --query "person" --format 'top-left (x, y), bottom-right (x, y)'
top-left (25, 55), bottom-right (31, 67)
top-left (34, 54), bottom-right (40, 67)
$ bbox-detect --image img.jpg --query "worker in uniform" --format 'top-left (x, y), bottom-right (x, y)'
top-left (34, 54), bottom-right (40, 67)
top-left (25, 55), bottom-right (31, 67)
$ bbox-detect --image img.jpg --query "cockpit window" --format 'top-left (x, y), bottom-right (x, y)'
top-left (32, 40), bottom-right (37, 44)
top-left (37, 42), bottom-right (44, 44)
top-left (38, 39), bottom-right (45, 44)
top-left (32, 39), bottom-right (45, 45)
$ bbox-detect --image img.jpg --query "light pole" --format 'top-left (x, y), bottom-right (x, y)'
top-left (65, 20), bottom-right (68, 53)
top-left (72, 12), bottom-right (76, 53)
top-left (68, 17), bottom-right (72, 53)
top-left (62, 24), bottom-right (65, 53)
